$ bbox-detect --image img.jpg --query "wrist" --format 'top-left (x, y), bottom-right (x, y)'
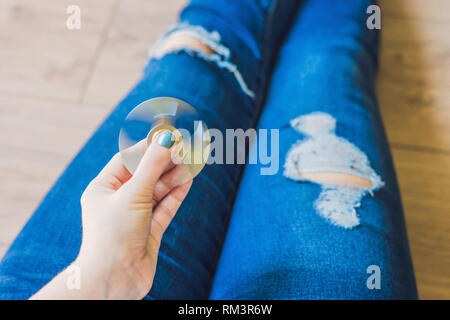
top-left (74, 250), bottom-right (143, 300)
top-left (69, 256), bottom-right (109, 299)
top-left (30, 257), bottom-right (109, 300)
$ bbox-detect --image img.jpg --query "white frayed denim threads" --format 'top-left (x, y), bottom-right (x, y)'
top-left (284, 112), bottom-right (384, 229)
top-left (149, 23), bottom-right (255, 99)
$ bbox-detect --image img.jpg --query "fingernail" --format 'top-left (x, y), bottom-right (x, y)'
top-left (156, 131), bottom-right (175, 149)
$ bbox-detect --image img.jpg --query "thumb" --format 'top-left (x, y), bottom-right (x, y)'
top-left (129, 131), bottom-right (176, 192)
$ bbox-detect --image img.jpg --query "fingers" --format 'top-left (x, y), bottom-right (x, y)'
top-left (119, 139), bottom-right (147, 175)
top-left (94, 153), bottom-right (131, 190)
top-left (152, 163), bottom-right (193, 205)
top-left (129, 131), bottom-right (175, 192)
top-left (150, 180), bottom-right (192, 241)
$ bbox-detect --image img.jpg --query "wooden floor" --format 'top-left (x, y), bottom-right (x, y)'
top-left (1, 0), bottom-right (449, 299)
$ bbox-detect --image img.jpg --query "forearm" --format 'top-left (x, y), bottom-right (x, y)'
top-left (30, 258), bottom-right (107, 300)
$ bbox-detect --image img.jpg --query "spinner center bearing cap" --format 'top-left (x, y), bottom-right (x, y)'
top-left (119, 97), bottom-right (211, 181)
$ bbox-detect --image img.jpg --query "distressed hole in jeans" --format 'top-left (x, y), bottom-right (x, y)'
top-left (148, 23), bottom-right (255, 99)
top-left (283, 112), bottom-right (384, 229)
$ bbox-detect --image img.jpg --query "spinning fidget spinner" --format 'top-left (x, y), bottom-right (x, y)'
top-left (119, 97), bottom-right (211, 181)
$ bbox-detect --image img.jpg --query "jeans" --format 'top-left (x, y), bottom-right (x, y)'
top-left (0, 0), bottom-right (417, 299)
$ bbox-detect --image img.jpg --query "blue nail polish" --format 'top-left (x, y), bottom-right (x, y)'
top-left (156, 131), bottom-right (175, 148)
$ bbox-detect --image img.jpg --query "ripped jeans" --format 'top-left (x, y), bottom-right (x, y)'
top-left (0, 0), bottom-right (417, 299)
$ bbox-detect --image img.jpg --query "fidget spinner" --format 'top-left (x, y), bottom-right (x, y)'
top-left (119, 97), bottom-right (211, 181)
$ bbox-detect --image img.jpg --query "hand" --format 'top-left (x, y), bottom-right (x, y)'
top-left (32, 131), bottom-right (192, 300)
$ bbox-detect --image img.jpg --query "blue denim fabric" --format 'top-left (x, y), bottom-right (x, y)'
top-left (209, 0), bottom-right (418, 299)
top-left (0, 0), bottom-right (299, 299)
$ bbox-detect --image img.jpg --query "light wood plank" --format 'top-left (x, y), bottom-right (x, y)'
top-left (377, 14), bottom-right (450, 151)
top-left (392, 147), bottom-right (450, 299)
top-left (381, 0), bottom-right (450, 23)
top-left (0, 0), bottom-right (117, 102)
top-left (0, 97), bottom-right (106, 252)
top-left (82, 0), bottom-right (187, 107)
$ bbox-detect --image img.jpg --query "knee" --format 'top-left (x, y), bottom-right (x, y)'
top-left (148, 24), bottom-right (255, 98)
top-left (151, 31), bottom-right (216, 58)
top-left (284, 112), bottom-right (384, 229)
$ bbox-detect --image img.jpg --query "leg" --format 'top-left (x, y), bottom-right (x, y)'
top-left (210, 0), bottom-right (417, 299)
top-left (0, 0), bottom-right (300, 299)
